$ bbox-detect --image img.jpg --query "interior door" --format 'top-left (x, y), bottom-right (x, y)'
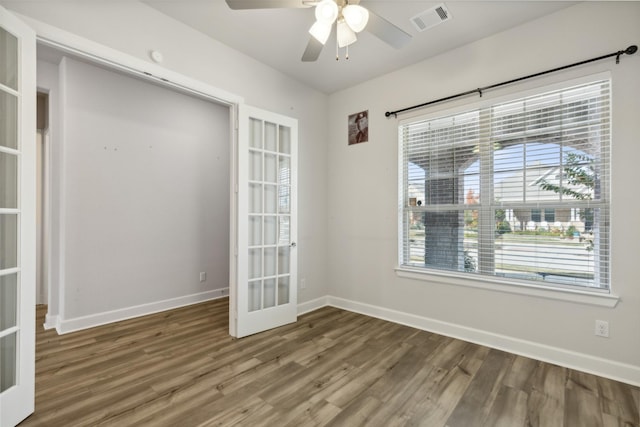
top-left (232, 105), bottom-right (298, 338)
top-left (0, 6), bottom-right (37, 427)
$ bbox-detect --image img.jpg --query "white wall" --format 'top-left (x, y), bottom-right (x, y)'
top-left (326, 2), bottom-right (640, 385)
top-left (58, 56), bottom-right (230, 319)
top-left (1, 1), bottom-right (329, 319)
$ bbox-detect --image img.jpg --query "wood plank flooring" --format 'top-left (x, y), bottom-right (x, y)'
top-left (20, 299), bottom-right (639, 426)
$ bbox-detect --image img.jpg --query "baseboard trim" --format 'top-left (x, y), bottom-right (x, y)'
top-left (297, 296), bottom-right (330, 316)
top-left (43, 314), bottom-right (59, 330)
top-left (56, 288), bottom-right (229, 335)
top-left (326, 296), bottom-right (640, 387)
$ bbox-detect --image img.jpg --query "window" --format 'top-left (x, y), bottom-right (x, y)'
top-left (399, 79), bottom-right (610, 291)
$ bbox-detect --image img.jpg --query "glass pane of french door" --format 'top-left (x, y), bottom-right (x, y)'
top-left (0, 24), bottom-right (18, 91)
top-left (0, 23), bottom-right (19, 395)
top-left (247, 118), bottom-right (293, 312)
top-left (1, 272), bottom-right (19, 392)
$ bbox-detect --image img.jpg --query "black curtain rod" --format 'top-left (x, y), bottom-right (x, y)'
top-left (385, 44), bottom-right (638, 118)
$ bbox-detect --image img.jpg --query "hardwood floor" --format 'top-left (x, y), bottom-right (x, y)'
top-left (20, 299), bottom-right (639, 427)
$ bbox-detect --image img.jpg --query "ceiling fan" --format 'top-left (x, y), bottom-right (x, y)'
top-left (225, 0), bottom-right (412, 61)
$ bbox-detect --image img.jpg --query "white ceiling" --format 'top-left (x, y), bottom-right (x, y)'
top-left (143, 1), bottom-right (576, 94)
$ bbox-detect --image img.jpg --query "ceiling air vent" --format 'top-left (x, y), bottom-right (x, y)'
top-left (410, 3), bottom-right (452, 32)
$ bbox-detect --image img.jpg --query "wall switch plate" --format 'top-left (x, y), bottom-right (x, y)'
top-left (300, 278), bottom-right (307, 289)
top-left (199, 272), bottom-right (206, 282)
top-left (595, 320), bottom-right (609, 337)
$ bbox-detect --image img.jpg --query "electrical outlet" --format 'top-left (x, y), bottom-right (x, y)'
top-left (595, 320), bottom-right (609, 337)
top-left (300, 278), bottom-right (307, 289)
top-left (199, 272), bottom-right (206, 283)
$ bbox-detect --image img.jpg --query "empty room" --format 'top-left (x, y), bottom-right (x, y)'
top-left (0, 1), bottom-right (639, 426)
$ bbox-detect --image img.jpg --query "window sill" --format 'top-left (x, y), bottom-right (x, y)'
top-left (394, 266), bottom-right (620, 308)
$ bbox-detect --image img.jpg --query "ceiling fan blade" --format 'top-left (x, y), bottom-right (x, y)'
top-left (366, 11), bottom-right (412, 49)
top-left (225, 0), bottom-right (312, 9)
top-left (301, 37), bottom-right (324, 62)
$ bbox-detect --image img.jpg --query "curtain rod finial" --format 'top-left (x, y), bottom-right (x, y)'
top-left (626, 45), bottom-right (638, 55)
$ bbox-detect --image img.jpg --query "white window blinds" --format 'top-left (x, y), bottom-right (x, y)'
top-left (399, 79), bottom-right (611, 291)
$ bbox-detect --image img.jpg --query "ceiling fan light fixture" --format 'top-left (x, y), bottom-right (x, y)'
top-left (315, 0), bottom-right (339, 24)
top-left (337, 19), bottom-right (357, 48)
top-left (309, 20), bottom-right (332, 45)
top-left (342, 4), bottom-right (369, 33)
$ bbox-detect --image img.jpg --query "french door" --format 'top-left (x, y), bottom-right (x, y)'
top-left (0, 6), bottom-right (37, 427)
top-left (232, 105), bottom-right (298, 338)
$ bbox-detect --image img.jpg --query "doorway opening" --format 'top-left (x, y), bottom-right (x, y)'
top-left (35, 43), bottom-right (234, 332)
top-left (36, 92), bottom-right (48, 307)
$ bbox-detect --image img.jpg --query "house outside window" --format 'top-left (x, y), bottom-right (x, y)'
top-left (399, 78), bottom-right (610, 291)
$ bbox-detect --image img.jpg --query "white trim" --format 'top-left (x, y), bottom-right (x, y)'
top-left (395, 267), bottom-right (620, 308)
top-left (228, 105), bottom-right (239, 337)
top-left (297, 296), bottom-right (330, 316)
top-left (41, 127), bottom-right (52, 312)
top-left (0, 267), bottom-right (20, 277)
top-left (0, 82), bottom-right (18, 97)
top-left (326, 295), bottom-right (640, 387)
top-left (55, 288), bottom-right (229, 335)
top-left (0, 146), bottom-right (19, 156)
top-left (0, 326), bottom-right (18, 339)
top-left (14, 12), bottom-right (243, 107)
top-left (57, 56), bottom-right (68, 324)
top-left (43, 314), bottom-right (58, 330)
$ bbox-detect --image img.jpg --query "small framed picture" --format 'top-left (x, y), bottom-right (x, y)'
top-left (348, 110), bottom-right (368, 145)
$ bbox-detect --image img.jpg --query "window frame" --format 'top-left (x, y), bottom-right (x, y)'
top-left (396, 72), bottom-right (618, 306)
